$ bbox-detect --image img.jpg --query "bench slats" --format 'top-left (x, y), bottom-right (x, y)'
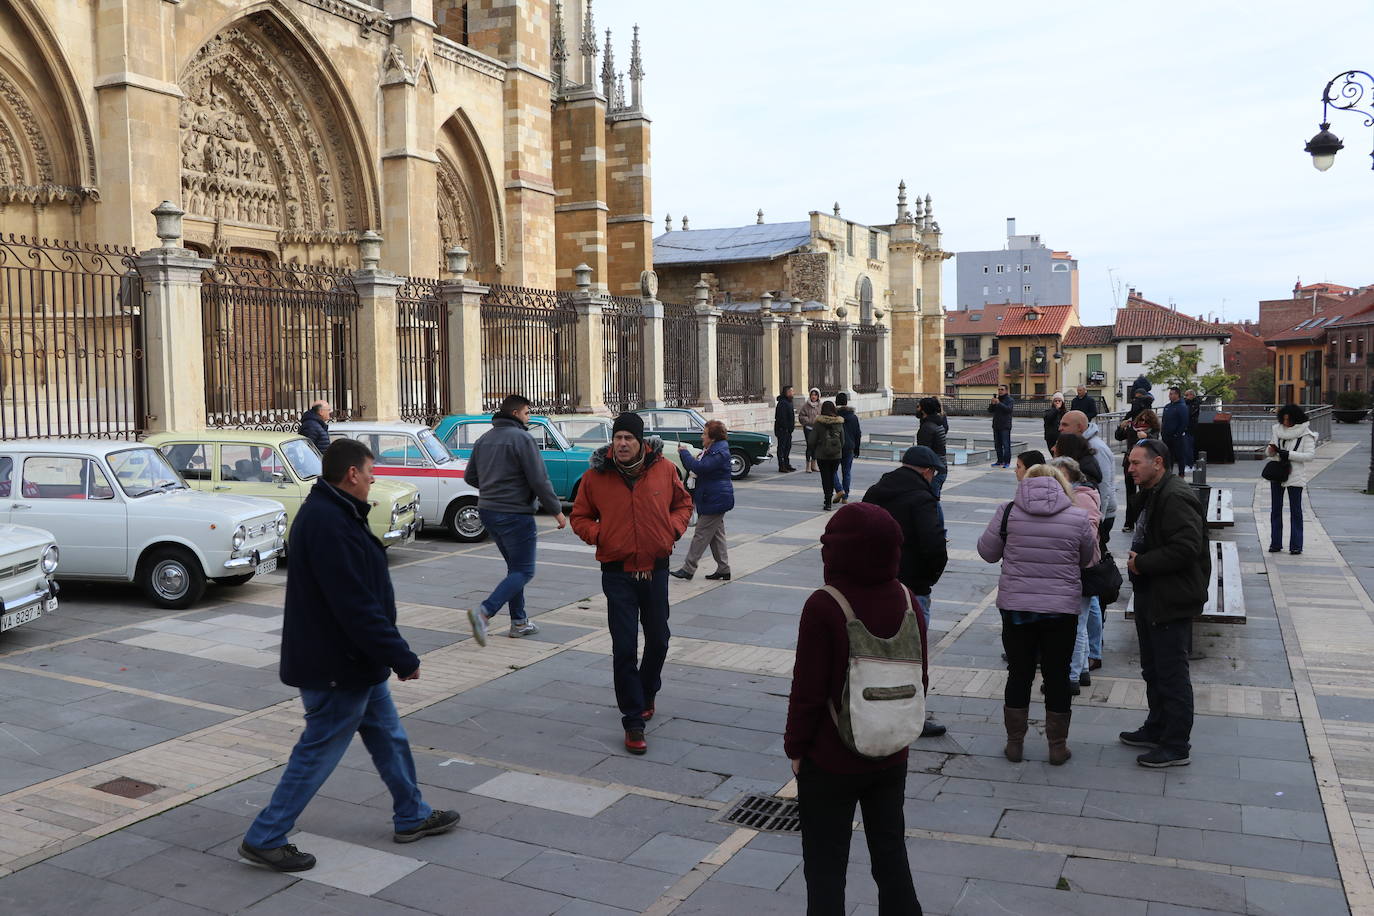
top-left (1207, 487), bottom-right (1235, 529)
top-left (1124, 540), bottom-right (1245, 625)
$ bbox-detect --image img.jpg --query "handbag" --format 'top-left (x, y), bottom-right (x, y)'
top-left (1082, 552), bottom-right (1123, 605)
top-left (1261, 449), bottom-right (1291, 483)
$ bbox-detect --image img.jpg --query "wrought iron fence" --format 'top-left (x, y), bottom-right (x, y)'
top-left (717, 309), bottom-right (764, 403)
top-left (603, 295), bottom-right (645, 413)
top-left (396, 277), bottom-right (448, 425)
top-left (779, 320), bottom-right (793, 390)
top-left (664, 301), bottom-right (699, 407)
top-left (0, 235), bottom-right (147, 439)
top-left (808, 319), bottom-right (841, 395)
top-left (479, 284), bottom-right (578, 413)
top-left (852, 323), bottom-right (881, 393)
top-left (201, 257), bottom-right (360, 429)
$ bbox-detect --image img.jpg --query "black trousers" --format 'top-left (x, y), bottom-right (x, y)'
top-left (1123, 471), bottom-right (1141, 526)
top-left (803, 426), bottom-right (817, 461)
top-left (798, 760), bottom-right (922, 916)
top-left (817, 459), bottom-right (840, 506)
top-left (1134, 610), bottom-right (1194, 753)
top-left (777, 429), bottom-right (795, 469)
top-left (1001, 611), bottom-right (1077, 713)
top-left (1098, 516), bottom-right (1114, 555)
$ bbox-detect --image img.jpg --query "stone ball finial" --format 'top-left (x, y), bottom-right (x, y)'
top-left (835, 306), bottom-right (848, 320)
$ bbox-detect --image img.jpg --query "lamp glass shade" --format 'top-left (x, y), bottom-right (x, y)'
top-left (1312, 153), bottom-right (1337, 172)
top-left (1304, 123), bottom-right (1343, 172)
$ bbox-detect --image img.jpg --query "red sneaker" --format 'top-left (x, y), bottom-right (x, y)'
top-left (624, 729), bottom-right (647, 755)
top-left (641, 706), bottom-right (655, 722)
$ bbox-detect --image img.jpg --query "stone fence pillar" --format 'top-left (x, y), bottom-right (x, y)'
top-left (135, 202), bottom-right (214, 432)
top-left (438, 246), bottom-right (488, 415)
top-left (351, 231), bottom-right (403, 422)
top-left (760, 292), bottom-right (782, 402)
top-left (836, 310), bottom-right (855, 397)
top-left (877, 320), bottom-right (894, 397)
top-left (642, 297), bottom-right (667, 409)
top-left (787, 296), bottom-right (810, 396)
top-left (694, 279), bottom-right (723, 412)
top-left (572, 263), bottom-right (608, 413)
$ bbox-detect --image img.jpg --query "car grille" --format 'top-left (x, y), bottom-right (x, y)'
top-left (0, 560), bottom-right (38, 579)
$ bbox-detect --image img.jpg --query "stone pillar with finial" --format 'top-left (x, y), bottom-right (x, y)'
top-left (788, 295), bottom-right (811, 396)
top-left (640, 270), bottom-right (667, 407)
top-left (756, 209), bottom-right (764, 225)
top-left (352, 229), bottom-right (405, 420)
top-left (439, 245), bottom-right (489, 414)
top-left (836, 305), bottom-right (855, 397)
top-left (694, 279), bottom-right (723, 411)
top-left (571, 263), bottom-right (609, 413)
top-left (759, 291), bottom-right (782, 400)
top-left (682, 215), bottom-right (690, 231)
top-left (606, 22), bottom-right (653, 296)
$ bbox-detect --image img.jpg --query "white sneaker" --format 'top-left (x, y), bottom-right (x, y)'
top-left (509, 620), bottom-right (540, 638)
top-left (467, 608), bottom-right (489, 647)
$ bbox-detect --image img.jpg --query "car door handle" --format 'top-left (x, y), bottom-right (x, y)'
top-left (213, 486), bottom-right (230, 491)
top-left (11, 503), bottom-right (31, 510)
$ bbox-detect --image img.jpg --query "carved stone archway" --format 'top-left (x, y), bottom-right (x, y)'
top-left (437, 112), bottom-right (504, 282)
top-left (178, 11), bottom-right (378, 253)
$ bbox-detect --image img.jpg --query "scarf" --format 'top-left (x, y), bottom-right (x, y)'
top-left (614, 449), bottom-right (651, 578)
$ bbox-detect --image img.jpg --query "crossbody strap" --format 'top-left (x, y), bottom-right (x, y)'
top-left (821, 583), bottom-right (914, 621)
top-left (999, 502), bottom-right (1013, 540)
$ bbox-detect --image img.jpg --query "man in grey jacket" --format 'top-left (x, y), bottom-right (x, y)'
top-left (465, 395), bottom-right (566, 645)
top-left (1060, 409), bottom-right (1118, 551)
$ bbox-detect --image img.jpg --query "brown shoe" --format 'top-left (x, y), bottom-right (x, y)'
top-left (625, 729), bottom-right (647, 755)
top-left (1046, 710), bottom-right (1072, 766)
top-left (1003, 706), bottom-right (1028, 762)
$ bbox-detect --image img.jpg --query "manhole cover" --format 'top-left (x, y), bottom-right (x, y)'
top-left (712, 792), bottom-right (801, 834)
top-left (93, 777), bottom-right (159, 799)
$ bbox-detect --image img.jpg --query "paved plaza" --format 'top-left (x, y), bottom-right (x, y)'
top-left (0, 415), bottom-right (1372, 915)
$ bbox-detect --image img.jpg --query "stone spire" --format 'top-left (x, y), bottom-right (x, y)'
top-left (579, 0), bottom-right (598, 89)
top-left (615, 72), bottom-right (626, 109)
top-left (896, 180), bottom-right (909, 222)
top-left (682, 215), bottom-right (690, 230)
top-left (756, 209), bottom-right (764, 224)
top-left (551, 1), bottom-right (569, 95)
top-left (833, 202), bottom-right (841, 217)
top-left (601, 28), bottom-right (616, 101)
top-left (924, 193), bottom-right (933, 230)
top-left (628, 24), bottom-right (645, 111)
top-left (914, 194), bottom-right (924, 223)
top-left (665, 213), bottom-right (673, 232)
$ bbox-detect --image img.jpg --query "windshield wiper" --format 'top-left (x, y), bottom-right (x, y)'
top-left (130, 481), bottom-right (182, 498)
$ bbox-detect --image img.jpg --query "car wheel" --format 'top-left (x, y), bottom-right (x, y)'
top-left (140, 546), bottom-right (208, 609)
top-left (729, 450), bottom-right (750, 480)
top-left (445, 497), bottom-right (486, 542)
top-left (214, 573), bottom-right (255, 587)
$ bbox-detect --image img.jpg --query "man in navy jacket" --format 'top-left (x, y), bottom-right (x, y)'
top-left (239, 439), bottom-right (458, 873)
top-left (1161, 386), bottom-right (1193, 476)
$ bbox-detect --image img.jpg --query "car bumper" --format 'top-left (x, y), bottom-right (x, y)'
top-left (382, 517), bottom-right (423, 545)
top-left (223, 542), bottom-right (284, 571)
top-left (1, 580), bottom-right (58, 633)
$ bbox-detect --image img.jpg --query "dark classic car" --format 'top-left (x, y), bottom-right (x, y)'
top-left (635, 409), bottom-right (773, 479)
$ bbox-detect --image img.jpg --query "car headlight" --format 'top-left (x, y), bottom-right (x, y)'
top-left (41, 545), bottom-right (59, 575)
top-left (232, 525), bottom-right (246, 550)
top-left (275, 512), bottom-right (288, 536)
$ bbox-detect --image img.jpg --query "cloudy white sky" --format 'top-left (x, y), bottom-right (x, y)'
top-left (596, 0), bottom-right (1374, 326)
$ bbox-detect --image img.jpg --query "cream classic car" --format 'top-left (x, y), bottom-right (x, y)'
top-left (0, 523), bottom-right (59, 636)
top-left (0, 441), bottom-right (285, 609)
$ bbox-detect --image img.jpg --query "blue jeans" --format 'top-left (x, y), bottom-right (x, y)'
top-left (833, 453), bottom-right (854, 497)
top-left (913, 593), bottom-right (931, 631)
top-left (1269, 482), bottom-right (1304, 552)
top-left (244, 681), bottom-right (429, 849)
top-left (1070, 595), bottom-right (1102, 680)
top-left (479, 510), bottom-right (538, 622)
top-left (993, 428), bottom-right (1012, 466)
top-left (604, 568), bottom-right (672, 731)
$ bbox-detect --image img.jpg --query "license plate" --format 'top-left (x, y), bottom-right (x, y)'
top-left (253, 558), bottom-right (277, 577)
top-left (0, 603), bottom-right (42, 633)
top-left (44, 597), bottom-right (57, 612)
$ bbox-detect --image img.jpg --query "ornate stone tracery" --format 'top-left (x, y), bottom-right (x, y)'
top-left (178, 13), bottom-right (376, 246)
top-left (436, 114), bottom-right (505, 282)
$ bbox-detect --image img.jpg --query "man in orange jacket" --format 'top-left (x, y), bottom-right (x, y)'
top-left (571, 412), bottom-right (693, 755)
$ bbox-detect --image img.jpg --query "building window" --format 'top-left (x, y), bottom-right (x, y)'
top-left (1010, 382), bottom-right (1023, 396)
top-left (945, 361), bottom-right (955, 378)
top-left (982, 286), bottom-right (989, 296)
top-left (1127, 344), bottom-right (1143, 364)
top-left (945, 339), bottom-right (956, 357)
top-left (1023, 285), bottom-right (1032, 294)
top-left (1053, 263), bottom-right (1069, 272)
top-left (1007, 346), bottom-right (1022, 370)
top-left (1034, 382), bottom-right (1047, 396)
top-left (868, 231), bottom-right (879, 260)
top-left (982, 266), bottom-right (989, 274)
top-left (846, 223), bottom-right (854, 258)
top-left (1023, 264), bottom-right (1031, 273)
top-left (996, 265), bottom-right (1006, 273)
top-left (990, 338), bottom-right (999, 356)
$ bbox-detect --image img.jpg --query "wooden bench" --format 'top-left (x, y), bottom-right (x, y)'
top-left (1206, 487), bottom-right (1234, 529)
top-left (1125, 540), bottom-right (1245, 624)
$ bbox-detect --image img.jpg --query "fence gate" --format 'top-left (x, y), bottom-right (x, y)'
top-left (852, 324), bottom-right (880, 393)
top-left (201, 257), bottom-right (360, 429)
top-left (479, 285), bottom-right (579, 413)
top-left (602, 296), bottom-right (645, 413)
top-left (663, 301), bottom-right (700, 407)
top-left (396, 277), bottom-right (449, 424)
top-left (717, 310), bottom-right (765, 403)
top-left (0, 235), bottom-right (146, 439)
top-left (808, 319), bottom-right (841, 394)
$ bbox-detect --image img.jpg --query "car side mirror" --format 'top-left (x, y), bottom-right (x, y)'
top-left (272, 471), bottom-right (287, 487)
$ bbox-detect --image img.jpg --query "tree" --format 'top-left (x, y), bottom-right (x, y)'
top-left (1144, 345), bottom-right (1239, 403)
top-left (1248, 366), bottom-right (1275, 405)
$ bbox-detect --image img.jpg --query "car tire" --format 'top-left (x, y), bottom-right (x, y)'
top-left (139, 545), bottom-right (208, 609)
top-left (729, 449), bottom-right (751, 480)
top-left (214, 573), bottom-right (255, 587)
top-left (445, 497), bottom-right (486, 542)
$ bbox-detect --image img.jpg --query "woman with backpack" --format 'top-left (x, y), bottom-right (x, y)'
top-left (978, 464), bottom-right (1097, 766)
top-left (785, 502), bottom-right (928, 915)
top-left (1050, 456), bottom-right (1105, 692)
top-left (1115, 408), bottom-right (1160, 532)
top-left (1265, 404), bottom-right (1317, 555)
top-left (812, 401), bottom-right (846, 511)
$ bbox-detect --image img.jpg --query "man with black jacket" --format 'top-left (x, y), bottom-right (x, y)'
top-left (834, 392), bottom-right (862, 502)
top-left (1122, 438), bottom-right (1210, 768)
top-left (863, 445), bottom-right (950, 737)
top-left (774, 386), bottom-right (797, 472)
top-left (988, 385), bottom-right (1014, 468)
top-left (298, 401), bottom-right (331, 453)
top-left (1070, 385), bottom-right (1098, 421)
top-left (239, 439), bottom-right (458, 873)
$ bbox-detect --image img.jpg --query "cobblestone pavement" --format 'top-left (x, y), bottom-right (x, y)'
top-left (0, 415), bottom-right (1369, 915)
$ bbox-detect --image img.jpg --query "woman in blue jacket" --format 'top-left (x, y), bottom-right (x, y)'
top-left (670, 419), bottom-right (736, 581)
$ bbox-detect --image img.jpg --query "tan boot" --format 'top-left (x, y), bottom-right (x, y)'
top-left (1046, 710), bottom-right (1072, 765)
top-left (1003, 706), bottom-right (1029, 762)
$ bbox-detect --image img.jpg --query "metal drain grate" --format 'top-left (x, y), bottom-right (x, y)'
top-left (93, 777), bottom-right (159, 799)
top-left (713, 792), bottom-right (801, 834)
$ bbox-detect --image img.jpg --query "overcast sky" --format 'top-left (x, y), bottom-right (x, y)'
top-left (596, 0), bottom-right (1374, 326)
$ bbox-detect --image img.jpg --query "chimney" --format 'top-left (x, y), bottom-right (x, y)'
top-left (1007, 217), bottom-right (1016, 239)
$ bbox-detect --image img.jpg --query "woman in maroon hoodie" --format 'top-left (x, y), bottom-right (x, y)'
top-left (785, 502), bottom-right (927, 915)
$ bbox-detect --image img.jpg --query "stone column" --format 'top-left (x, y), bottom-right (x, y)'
top-left (694, 280), bottom-right (723, 412)
top-left (787, 297), bottom-right (810, 396)
top-left (877, 320), bottom-right (894, 397)
top-left (642, 296), bottom-right (667, 409)
top-left (438, 246), bottom-right (489, 415)
top-left (571, 263), bottom-right (607, 413)
top-left (836, 311), bottom-right (855, 397)
top-left (352, 233), bottom-right (405, 421)
top-left (134, 203), bottom-right (213, 431)
top-left (760, 293), bottom-right (782, 402)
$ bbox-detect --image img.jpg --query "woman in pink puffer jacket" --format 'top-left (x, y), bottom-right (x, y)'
top-left (977, 465), bottom-right (1098, 766)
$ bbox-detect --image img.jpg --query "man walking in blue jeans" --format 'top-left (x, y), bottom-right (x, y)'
top-left (833, 391), bottom-right (862, 502)
top-left (239, 439), bottom-right (458, 873)
top-left (465, 394), bottom-right (567, 645)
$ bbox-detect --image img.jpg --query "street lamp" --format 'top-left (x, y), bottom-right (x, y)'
top-left (1307, 69), bottom-right (1374, 492)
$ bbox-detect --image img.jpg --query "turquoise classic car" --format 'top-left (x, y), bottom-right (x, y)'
top-left (433, 414), bottom-right (595, 503)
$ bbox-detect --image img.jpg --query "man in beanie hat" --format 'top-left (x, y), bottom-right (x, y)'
top-left (863, 445), bottom-right (949, 738)
top-left (571, 412), bottom-right (693, 755)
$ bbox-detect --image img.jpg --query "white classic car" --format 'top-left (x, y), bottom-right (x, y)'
top-left (0, 523), bottom-right (59, 636)
top-left (0, 441), bottom-right (287, 609)
top-left (328, 422), bottom-right (484, 542)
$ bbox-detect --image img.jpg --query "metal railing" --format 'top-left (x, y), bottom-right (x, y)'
top-left (663, 301), bottom-right (699, 407)
top-left (1227, 404), bottom-right (1332, 445)
top-left (717, 309), bottom-right (764, 403)
top-left (808, 319), bottom-right (840, 395)
top-left (852, 323), bottom-right (881, 393)
top-left (893, 393), bottom-right (1109, 418)
top-left (603, 295), bottom-right (645, 413)
top-left (0, 235), bottom-right (147, 439)
top-left (396, 277), bottom-right (448, 425)
top-left (778, 320), bottom-right (793, 390)
top-left (479, 284), bottom-right (578, 413)
top-left (202, 257), bottom-right (359, 430)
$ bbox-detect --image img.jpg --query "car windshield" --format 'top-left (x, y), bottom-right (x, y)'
top-left (536, 422), bottom-right (573, 450)
top-left (687, 409), bottom-right (708, 429)
top-left (108, 448), bottom-right (188, 497)
top-left (281, 438), bottom-right (321, 479)
top-left (417, 429), bottom-right (451, 464)
top-left (554, 419), bottom-right (610, 445)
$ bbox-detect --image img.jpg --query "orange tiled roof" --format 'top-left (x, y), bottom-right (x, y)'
top-left (1113, 295), bottom-right (1231, 340)
top-left (1062, 324), bottom-right (1113, 347)
top-left (954, 356), bottom-right (1000, 386)
top-left (995, 304), bottom-right (1075, 338)
top-left (945, 303), bottom-right (1015, 335)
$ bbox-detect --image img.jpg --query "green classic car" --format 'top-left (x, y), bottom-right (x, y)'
top-left (636, 409), bottom-right (773, 479)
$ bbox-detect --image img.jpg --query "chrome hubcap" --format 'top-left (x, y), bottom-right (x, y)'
top-left (456, 506), bottom-right (483, 537)
top-left (730, 455), bottom-right (745, 476)
top-left (153, 560), bottom-right (189, 599)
